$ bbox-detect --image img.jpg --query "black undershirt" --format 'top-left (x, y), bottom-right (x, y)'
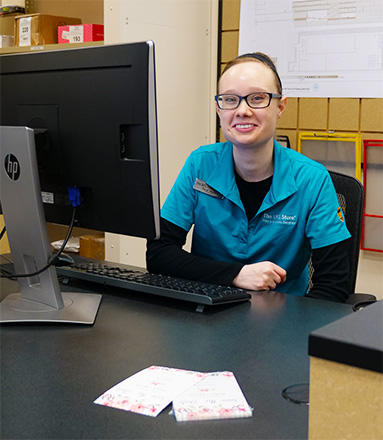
top-left (146, 174), bottom-right (350, 302)
top-left (235, 173), bottom-right (273, 220)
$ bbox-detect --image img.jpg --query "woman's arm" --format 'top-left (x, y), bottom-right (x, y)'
top-left (146, 217), bottom-right (244, 285)
top-left (147, 220), bottom-right (350, 300)
top-left (306, 239), bottom-right (350, 302)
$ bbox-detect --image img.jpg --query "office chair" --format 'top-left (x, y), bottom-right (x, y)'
top-left (276, 134), bottom-right (291, 148)
top-left (309, 170), bottom-right (377, 308)
top-left (283, 171), bottom-right (377, 406)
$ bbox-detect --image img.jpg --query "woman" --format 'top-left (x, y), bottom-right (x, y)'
top-left (147, 53), bottom-right (351, 302)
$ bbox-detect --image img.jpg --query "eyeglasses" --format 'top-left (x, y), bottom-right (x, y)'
top-left (215, 92), bottom-right (282, 110)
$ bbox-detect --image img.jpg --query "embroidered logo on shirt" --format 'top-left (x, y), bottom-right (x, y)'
top-left (262, 213), bottom-right (297, 225)
top-left (337, 207), bottom-right (345, 222)
top-left (193, 178), bottom-right (224, 199)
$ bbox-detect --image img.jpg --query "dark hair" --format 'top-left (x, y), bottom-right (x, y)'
top-left (220, 52), bottom-right (282, 95)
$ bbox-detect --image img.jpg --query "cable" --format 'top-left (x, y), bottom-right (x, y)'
top-left (47, 207), bottom-right (77, 268)
top-left (0, 253), bottom-right (14, 278)
top-left (0, 228), bottom-right (12, 277)
top-left (0, 254), bottom-right (13, 265)
top-left (0, 207), bottom-right (76, 280)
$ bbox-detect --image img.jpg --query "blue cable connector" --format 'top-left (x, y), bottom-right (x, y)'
top-left (67, 187), bottom-right (81, 207)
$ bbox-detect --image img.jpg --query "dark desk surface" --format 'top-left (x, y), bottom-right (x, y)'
top-left (309, 299), bottom-right (383, 373)
top-left (0, 277), bottom-right (352, 440)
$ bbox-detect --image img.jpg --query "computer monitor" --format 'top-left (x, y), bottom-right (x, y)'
top-left (0, 41), bottom-right (160, 324)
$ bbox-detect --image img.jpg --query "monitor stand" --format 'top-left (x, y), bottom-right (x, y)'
top-left (0, 126), bottom-right (101, 324)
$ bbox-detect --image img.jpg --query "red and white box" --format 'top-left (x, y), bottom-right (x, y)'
top-left (58, 24), bottom-right (104, 44)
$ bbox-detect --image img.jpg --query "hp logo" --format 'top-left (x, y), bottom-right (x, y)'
top-left (4, 154), bottom-right (20, 181)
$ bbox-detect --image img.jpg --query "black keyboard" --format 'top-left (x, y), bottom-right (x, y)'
top-left (56, 258), bottom-right (251, 309)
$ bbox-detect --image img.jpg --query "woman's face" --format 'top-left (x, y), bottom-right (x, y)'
top-left (217, 61), bottom-right (286, 151)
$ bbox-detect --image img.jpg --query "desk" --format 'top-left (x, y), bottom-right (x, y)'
top-left (309, 300), bottom-right (383, 439)
top-left (0, 277), bottom-right (352, 439)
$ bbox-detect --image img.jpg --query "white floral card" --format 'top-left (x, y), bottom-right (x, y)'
top-left (172, 371), bottom-right (253, 421)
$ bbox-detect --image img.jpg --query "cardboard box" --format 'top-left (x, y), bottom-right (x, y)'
top-left (0, 34), bottom-right (13, 47)
top-left (0, 12), bottom-right (22, 36)
top-left (79, 234), bottom-right (105, 260)
top-left (15, 13), bottom-right (81, 47)
top-left (58, 24), bottom-right (104, 44)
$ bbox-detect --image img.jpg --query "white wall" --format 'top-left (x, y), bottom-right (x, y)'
top-left (104, 0), bottom-right (218, 267)
top-left (355, 251), bottom-right (383, 300)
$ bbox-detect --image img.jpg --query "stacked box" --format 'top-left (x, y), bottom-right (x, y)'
top-left (0, 34), bottom-right (13, 47)
top-left (14, 13), bottom-right (81, 46)
top-left (0, 11), bottom-right (22, 48)
top-left (58, 24), bottom-right (104, 44)
top-left (79, 234), bottom-right (105, 260)
top-left (0, 12), bottom-right (22, 35)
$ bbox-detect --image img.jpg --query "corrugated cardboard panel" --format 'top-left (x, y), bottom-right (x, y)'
top-left (222, 0), bottom-right (240, 30)
top-left (0, 13), bottom-right (23, 36)
top-left (360, 99), bottom-right (383, 132)
top-left (80, 234), bottom-right (105, 260)
top-left (298, 98), bottom-right (328, 130)
top-left (221, 30), bottom-right (238, 63)
top-left (278, 98), bottom-right (298, 129)
top-left (362, 132), bottom-right (383, 142)
top-left (329, 98), bottom-right (359, 131)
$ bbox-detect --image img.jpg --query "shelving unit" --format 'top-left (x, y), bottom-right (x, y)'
top-left (0, 40), bottom-right (103, 55)
top-left (1, 0), bottom-right (104, 54)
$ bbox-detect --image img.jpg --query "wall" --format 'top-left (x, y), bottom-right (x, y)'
top-left (104, 0), bottom-right (218, 267)
top-left (219, 0), bottom-right (383, 299)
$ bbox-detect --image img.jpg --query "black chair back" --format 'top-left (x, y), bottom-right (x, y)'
top-left (276, 135), bottom-right (291, 148)
top-left (308, 171), bottom-right (364, 296)
top-left (329, 171), bottom-right (364, 295)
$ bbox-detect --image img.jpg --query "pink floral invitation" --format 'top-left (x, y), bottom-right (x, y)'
top-left (94, 365), bottom-right (206, 417)
top-left (172, 371), bottom-right (252, 421)
top-left (94, 366), bottom-right (252, 421)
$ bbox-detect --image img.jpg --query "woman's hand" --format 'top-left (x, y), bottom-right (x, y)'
top-left (232, 262), bottom-right (286, 291)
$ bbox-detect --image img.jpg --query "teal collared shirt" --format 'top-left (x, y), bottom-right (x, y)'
top-left (161, 141), bottom-right (350, 296)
